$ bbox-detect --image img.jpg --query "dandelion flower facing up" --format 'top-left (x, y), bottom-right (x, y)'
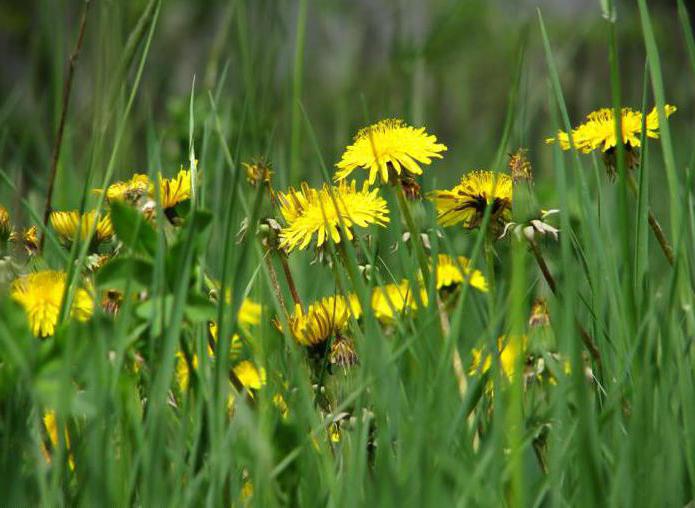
top-left (101, 173), bottom-right (154, 204)
top-left (278, 181), bottom-right (389, 253)
top-left (335, 119), bottom-right (447, 185)
top-left (371, 280), bottom-right (427, 324)
top-left (433, 254), bottom-right (488, 293)
top-left (11, 270), bottom-right (93, 337)
top-left (546, 105), bottom-right (677, 177)
top-left (50, 210), bottom-right (113, 247)
top-left (430, 170), bottom-right (512, 232)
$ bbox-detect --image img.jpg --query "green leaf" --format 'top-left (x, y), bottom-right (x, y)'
top-left (110, 201), bottom-right (158, 257)
top-left (96, 256), bottom-right (153, 291)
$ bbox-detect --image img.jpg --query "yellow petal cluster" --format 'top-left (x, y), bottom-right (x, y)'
top-left (433, 254), bottom-right (488, 292)
top-left (335, 119), bottom-right (447, 184)
top-left (102, 173), bottom-right (154, 203)
top-left (11, 270), bottom-right (93, 337)
top-left (546, 105), bottom-right (677, 153)
top-left (50, 210), bottom-right (113, 244)
top-left (430, 170), bottom-right (512, 229)
top-left (278, 180), bottom-right (389, 252)
top-left (469, 335), bottom-right (527, 380)
top-left (287, 294), bottom-right (362, 347)
top-left (371, 280), bottom-right (427, 324)
top-left (159, 168), bottom-right (192, 210)
top-left (101, 169), bottom-right (192, 210)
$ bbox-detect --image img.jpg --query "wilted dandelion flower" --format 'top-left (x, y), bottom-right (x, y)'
top-left (430, 170), bottom-right (512, 231)
top-left (335, 119), bottom-right (447, 185)
top-left (546, 105), bottom-right (677, 176)
top-left (433, 254), bottom-right (488, 292)
top-left (371, 280), bottom-right (427, 324)
top-left (287, 294), bottom-right (361, 347)
top-left (50, 210), bottom-right (113, 246)
top-left (11, 270), bottom-right (93, 337)
top-left (278, 181), bottom-right (389, 252)
top-left (243, 159), bottom-right (273, 187)
top-left (469, 335), bottom-right (527, 381)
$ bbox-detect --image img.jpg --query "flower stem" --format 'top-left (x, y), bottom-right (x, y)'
top-left (626, 173), bottom-right (674, 266)
top-left (527, 236), bottom-right (602, 370)
top-left (278, 254), bottom-right (302, 307)
top-left (264, 251), bottom-right (290, 321)
top-left (394, 182), bottom-right (430, 286)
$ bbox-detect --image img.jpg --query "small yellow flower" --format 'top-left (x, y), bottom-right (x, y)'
top-left (287, 294), bottom-right (362, 347)
top-left (233, 360), bottom-right (267, 391)
top-left (11, 270), bottom-right (93, 338)
top-left (433, 254), bottom-right (488, 292)
top-left (176, 351), bottom-right (199, 392)
top-left (278, 181), bottom-right (389, 252)
top-left (469, 335), bottom-right (527, 380)
top-left (100, 173), bottom-right (154, 203)
top-left (243, 159), bottom-right (273, 186)
top-left (11, 225), bottom-right (39, 255)
top-left (158, 168), bottom-right (192, 210)
top-left (371, 280), bottom-right (427, 324)
top-left (42, 410), bottom-right (74, 470)
top-left (546, 105), bottom-right (677, 153)
top-left (0, 205), bottom-right (11, 241)
top-left (50, 210), bottom-right (114, 245)
top-left (430, 170), bottom-right (512, 230)
top-left (335, 119), bottom-right (447, 184)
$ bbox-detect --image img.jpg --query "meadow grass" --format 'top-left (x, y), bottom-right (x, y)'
top-left (1, 1), bottom-right (695, 506)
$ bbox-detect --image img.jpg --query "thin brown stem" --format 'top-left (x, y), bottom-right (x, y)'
top-left (527, 236), bottom-right (602, 370)
top-left (626, 173), bottom-right (674, 266)
top-left (41, 0), bottom-right (92, 252)
top-left (437, 296), bottom-right (467, 398)
top-left (264, 252), bottom-right (290, 321)
top-left (279, 254), bottom-right (302, 307)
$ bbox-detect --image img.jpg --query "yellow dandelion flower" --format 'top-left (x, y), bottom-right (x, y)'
top-left (11, 271), bottom-right (93, 338)
top-left (100, 173), bottom-right (154, 203)
top-left (278, 180), bottom-right (389, 252)
top-left (50, 210), bottom-right (114, 245)
top-left (430, 170), bottom-right (512, 230)
top-left (469, 335), bottom-right (527, 381)
top-left (176, 351), bottom-right (199, 392)
top-left (546, 105), bottom-right (677, 153)
top-left (371, 280), bottom-right (427, 324)
top-left (0, 205), bottom-right (11, 241)
top-left (10, 225), bottom-right (39, 255)
top-left (287, 294), bottom-right (361, 347)
top-left (233, 360), bottom-right (267, 391)
top-left (42, 410), bottom-right (74, 470)
top-left (433, 254), bottom-right (488, 292)
top-left (159, 168), bottom-right (192, 210)
top-left (335, 119), bottom-right (447, 184)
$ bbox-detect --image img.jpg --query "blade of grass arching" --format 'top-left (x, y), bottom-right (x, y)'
top-left (289, 0), bottom-right (308, 182)
top-left (677, 0), bottom-right (695, 76)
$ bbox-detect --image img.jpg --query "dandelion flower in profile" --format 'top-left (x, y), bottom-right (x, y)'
top-left (278, 181), bottom-right (389, 252)
top-left (0, 205), bottom-right (11, 241)
top-left (159, 168), bottom-right (192, 210)
top-left (335, 119), bottom-right (447, 185)
top-left (433, 254), bottom-right (488, 292)
top-left (11, 270), bottom-right (93, 337)
top-left (430, 170), bottom-right (512, 231)
top-left (371, 280), bottom-right (427, 324)
top-left (50, 210), bottom-right (113, 246)
top-left (546, 105), bottom-right (677, 176)
top-left (286, 294), bottom-right (361, 347)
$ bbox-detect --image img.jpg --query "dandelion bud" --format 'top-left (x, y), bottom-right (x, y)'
top-left (243, 159), bottom-right (273, 187)
top-left (508, 148), bottom-right (533, 183)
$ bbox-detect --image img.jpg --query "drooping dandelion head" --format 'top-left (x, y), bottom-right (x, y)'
top-left (433, 254), bottom-right (488, 292)
top-left (546, 105), bottom-right (677, 173)
top-left (371, 280), bottom-right (427, 324)
top-left (430, 170), bottom-right (513, 231)
top-left (50, 210), bottom-right (114, 246)
top-left (287, 294), bottom-right (361, 347)
top-left (11, 270), bottom-right (93, 337)
top-left (335, 119), bottom-right (447, 185)
top-left (278, 181), bottom-right (389, 253)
